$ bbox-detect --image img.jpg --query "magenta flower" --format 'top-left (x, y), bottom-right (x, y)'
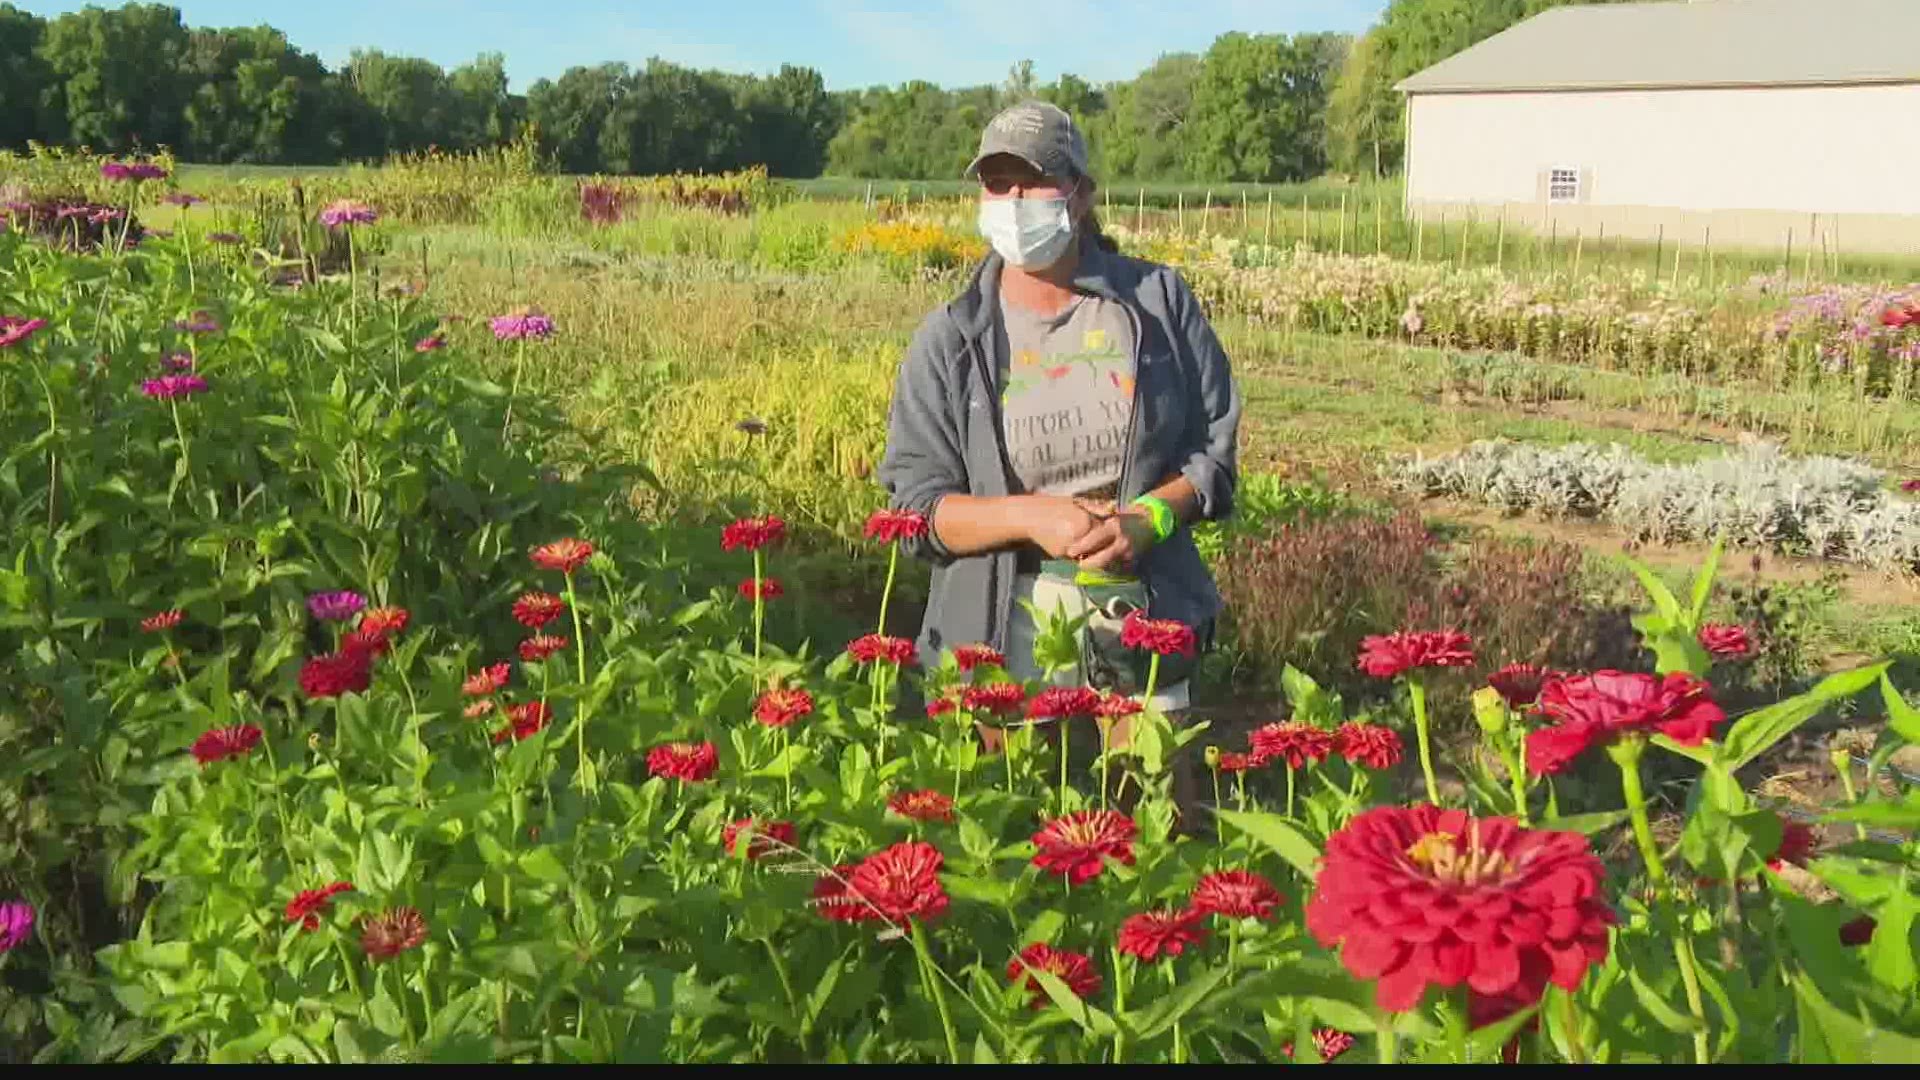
top-left (490, 311), bottom-right (555, 341)
top-left (139, 375), bottom-right (209, 399)
top-left (307, 591), bottom-right (367, 622)
top-left (319, 200), bottom-right (378, 228)
top-left (0, 900), bottom-right (32, 952)
top-left (101, 161), bottom-right (168, 182)
top-left (1, 316), bottom-right (47, 349)
top-left (174, 312), bottom-right (219, 334)
top-left (162, 352), bottom-right (194, 372)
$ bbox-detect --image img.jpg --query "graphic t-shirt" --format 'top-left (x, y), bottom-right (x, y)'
top-left (995, 292), bottom-right (1137, 501)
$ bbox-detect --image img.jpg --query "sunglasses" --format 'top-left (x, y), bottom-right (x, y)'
top-left (978, 173), bottom-right (1073, 197)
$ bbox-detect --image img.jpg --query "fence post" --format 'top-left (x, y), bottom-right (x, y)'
top-left (1263, 190), bottom-right (1273, 255)
top-left (1178, 191), bottom-right (1185, 236)
top-left (1300, 192), bottom-right (1309, 250)
top-left (1203, 189), bottom-right (1212, 235)
top-left (1653, 224), bottom-right (1663, 280)
top-left (1671, 238), bottom-right (1683, 287)
top-left (1573, 229), bottom-right (1583, 277)
top-left (1784, 227), bottom-right (1794, 285)
top-left (1241, 189), bottom-right (1249, 232)
top-left (1415, 215), bottom-right (1425, 262)
top-left (1496, 211), bottom-right (1506, 271)
top-left (1136, 187), bottom-right (1144, 234)
top-left (1703, 226), bottom-right (1713, 290)
top-left (1374, 197), bottom-right (1383, 255)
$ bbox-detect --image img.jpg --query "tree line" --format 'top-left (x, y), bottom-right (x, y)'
top-left (0, 1), bottom-right (1626, 183)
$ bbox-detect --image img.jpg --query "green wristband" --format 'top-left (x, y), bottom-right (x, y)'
top-left (1131, 495), bottom-right (1177, 544)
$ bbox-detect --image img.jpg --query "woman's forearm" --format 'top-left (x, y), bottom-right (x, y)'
top-left (930, 494), bottom-right (1046, 557)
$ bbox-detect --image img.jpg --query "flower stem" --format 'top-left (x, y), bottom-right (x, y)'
top-left (1611, 738), bottom-right (1711, 1064)
top-left (1506, 741), bottom-right (1531, 825)
top-left (1111, 947), bottom-right (1128, 1063)
top-left (1058, 720), bottom-right (1071, 811)
top-left (1004, 724), bottom-right (1017, 793)
top-left (780, 726), bottom-right (793, 814)
top-left (910, 922), bottom-right (961, 1065)
top-left (878, 543), bottom-right (899, 637)
top-left (1211, 766), bottom-right (1224, 840)
top-left (1409, 675), bottom-right (1439, 806)
top-left (565, 570), bottom-right (595, 797)
top-left (1377, 1011), bottom-right (1399, 1065)
top-left (751, 550), bottom-right (764, 675)
top-left (168, 397), bottom-right (197, 497)
top-left (1143, 653), bottom-right (1162, 704)
top-left (1099, 720), bottom-right (1112, 813)
top-left (1285, 765), bottom-right (1297, 820)
top-left (1833, 752), bottom-right (1868, 842)
top-left (503, 337), bottom-right (526, 441)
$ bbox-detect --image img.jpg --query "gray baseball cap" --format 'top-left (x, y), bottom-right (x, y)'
top-left (963, 100), bottom-right (1091, 183)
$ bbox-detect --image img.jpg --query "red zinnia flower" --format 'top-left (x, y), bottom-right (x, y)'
top-left (464, 700), bottom-right (496, 718)
top-left (299, 650), bottom-right (373, 698)
top-left (341, 628), bottom-right (390, 659)
top-left (846, 634), bottom-right (915, 666)
top-left (647, 741), bottom-right (719, 782)
top-left (1883, 306), bottom-right (1915, 329)
top-left (952, 644), bottom-right (1006, 673)
top-left (414, 334), bottom-right (445, 352)
top-left (530, 538), bottom-right (594, 574)
top-left (1006, 942), bottom-right (1101, 1008)
top-left (191, 724), bottom-right (263, 766)
top-left (1248, 721), bottom-right (1335, 768)
top-left (361, 906), bottom-right (427, 962)
top-left (721, 515), bottom-right (787, 553)
top-left (1335, 722), bottom-right (1404, 770)
top-left (738, 577), bottom-right (784, 601)
top-left (1216, 750), bottom-right (1255, 773)
top-left (810, 865), bottom-right (870, 922)
top-left (1698, 623), bottom-right (1752, 660)
top-left (1488, 663), bottom-right (1555, 708)
top-left (754, 687), bottom-right (814, 728)
top-left (141, 609), bottom-right (184, 633)
top-left (1840, 915), bottom-right (1877, 946)
top-left (1768, 818), bottom-right (1818, 870)
top-left (1032, 810), bottom-right (1137, 885)
top-left (463, 663), bottom-right (511, 695)
top-left (1190, 869), bottom-right (1284, 921)
top-left (1358, 630), bottom-right (1476, 679)
top-left (285, 882), bottom-right (354, 931)
top-left (1119, 610), bottom-right (1197, 657)
top-left (492, 702), bottom-right (552, 743)
top-left (1283, 1029), bottom-right (1357, 1062)
top-left (0, 315), bottom-right (48, 349)
top-left (864, 508), bottom-right (928, 543)
top-left (1094, 692), bottom-right (1144, 720)
top-left (1026, 686), bottom-right (1103, 721)
top-left (888, 789), bottom-right (956, 822)
top-left (723, 817), bottom-right (797, 860)
top-left (1116, 907), bottom-right (1209, 962)
top-left (1524, 671), bottom-right (1726, 776)
top-left (359, 606), bottom-right (410, 637)
top-left (512, 591), bottom-right (566, 628)
top-left (926, 695), bottom-right (958, 719)
top-left (844, 841), bottom-right (950, 924)
top-left (961, 682), bottom-right (1026, 717)
top-left (519, 634), bottom-right (569, 662)
top-left (1304, 804), bottom-right (1615, 1012)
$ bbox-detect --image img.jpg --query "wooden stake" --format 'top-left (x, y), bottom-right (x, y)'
top-left (1703, 226), bottom-right (1713, 289)
top-left (1573, 229), bottom-right (1583, 276)
top-left (1136, 187), bottom-right (1144, 233)
top-left (1203, 190), bottom-right (1212, 235)
top-left (1671, 237), bottom-right (1682, 287)
top-left (1339, 192), bottom-right (1349, 257)
top-left (1300, 192), bottom-right (1309, 249)
top-left (1653, 224), bottom-right (1663, 279)
top-left (1416, 215), bottom-right (1425, 261)
top-left (1374, 197), bottom-right (1383, 255)
top-left (1178, 191), bottom-right (1185, 235)
top-left (1262, 190), bottom-right (1273, 252)
top-left (1496, 211), bottom-right (1506, 270)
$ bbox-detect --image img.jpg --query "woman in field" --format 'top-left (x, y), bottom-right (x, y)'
top-left (877, 100), bottom-right (1243, 821)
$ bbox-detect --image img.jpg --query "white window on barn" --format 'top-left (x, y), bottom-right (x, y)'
top-left (1547, 168), bottom-right (1581, 204)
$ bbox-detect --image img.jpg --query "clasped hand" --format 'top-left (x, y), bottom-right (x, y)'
top-left (1026, 496), bottom-right (1157, 573)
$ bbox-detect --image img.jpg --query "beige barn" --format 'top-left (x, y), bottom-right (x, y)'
top-left (1396, 0), bottom-right (1920, 255)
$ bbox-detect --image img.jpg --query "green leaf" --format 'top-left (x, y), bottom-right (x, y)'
top-left (1823, 791), bottom-right (1920, 830)
top-left (1687, 532), bottom-right (1726, 625)
top-left (1626, 557), bottom-right (1683, 623)
top-left (1133, 962), bottom-right (1229, 1040)
top-left (209, 1029), bottom-right (277, 1064)
top-left (519, 846), bottom-right (570, 885)
top-left (1882, 675), bottom-right (1920, 744)
top-left (1026, 967), bottom-right (1116, 1037)
top-left (1020, 909), bottom-right (1065, 948)
top-left (1539, 809), bottom-right (1630, 836)
top-left (1792, 972), bottom-right (1920, 1064)
top-left (1721, 661), bottom-right (1889, 771)
top-left (1866, 889), bottom-right (1917, 993)
top-left (1213, 809), bottom-right (1322, 883)
top-left (1806, 856), bottom-right (1899, 908)
top-left (972, 1034), bottom-right (999, 1064)
top-left (1627, 968), bottom-right (1703, 1033)
top-left (1464, 1001), bottom-right (1541, 1062)
top-left (1650, 734), bottom-right (1715, 765)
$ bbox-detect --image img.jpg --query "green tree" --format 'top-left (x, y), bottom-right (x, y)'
top-left (526, 63), bottom-right (631, 173)
top-left (448, 53), bottom-right (519, 149)
top-left (37, 2), bottom-right (193, 151)
top-left (0, 4), bottom-right (55, 147)
top-left (735, 64), bottom-right (840, 177)
top-left (179, 26), bottom-right (336, 163)
top-left (1083, 52), bottom-right (1199, 181)
top-left (1183, 31), bottom-right (1347, 183)
top-left (345, 48), bottom-right (459, 155)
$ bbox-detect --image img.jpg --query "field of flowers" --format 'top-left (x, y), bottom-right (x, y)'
top-left (3, 156), bottom-right (1920, 1065)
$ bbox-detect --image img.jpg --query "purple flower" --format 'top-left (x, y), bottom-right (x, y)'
top-left (0, 900), bottom-right (32, 952)
top-left (307, 590), bottom-right (367, 622)
top-left (162, 192), bottom-right (204, 207)
top-left (162, 352), bottom-right (194, 372)
top-left (490, 311), bottom-right (555, 341)
top-left (101, 161), bottom-right (167, 182)
top-left (1903, 479), bottom-right (1920, 494)
top-left (1, 316), bottom-right (47, 349)
top-left (319, 200), bottom-right (378, 229)
top-left (140, 375), bottom-right (209, 399)
top-left (88, 207), bottom-right (123, 225)
top-left (207, 232), bottom-right (243, 245)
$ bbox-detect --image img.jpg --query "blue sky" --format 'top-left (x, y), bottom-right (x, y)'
top-left (19, 1), bottom-right (1387, 92)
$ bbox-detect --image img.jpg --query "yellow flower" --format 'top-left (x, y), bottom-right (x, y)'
top-left (1083, 328), bottom-right (1107, 351)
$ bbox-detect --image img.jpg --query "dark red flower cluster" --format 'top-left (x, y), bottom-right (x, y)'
top-left (925, 695), bottom-right (957, 719)
top-left (1215, 750), bottom-right (1255, 773)
top-left (1840, 915), bottom-right (1877, 946)
top-left (1006, 942), bottom-right (1101, 1008)
top-left (1119, 610), bottom-right (1196, 657)
top-left (1032, 810), bottom-right (1137, 885)
top-left (864, 508), bottom-right (928, 544)
top-left (1190, 869), bottom-right (1284, 921)
top-left (492, 702), bottom-right (552, 744)
top-left (1282, 1029), bottom-right (1356, 1062)
top-left (1305, 805), bottom-right (1615, 1012)
top-left (341, 628), bottom-right (391, 658)
top-left (1335, 722), bottom-right (1404, 770)
top-left (1768, 818), bottom-right (1818, 871)
top-left (1249, 721), bottom-right (1335, 768)
top-left (888, 788), bottom-right (956, 822)
top-left (1026, 686), bottom-right (1103, 721)
top-left (961, 682), bottom-right (1026, 716)
top-left (530, 537), bottom-right (595, 574)
top-left (846, 633), bottom-right (915, 666)
top-left (1883, 304), bottom-right (1918, 329)
top-left (1698, 623), bottom-right (1753, 660)
top-left (1525, 671), bottom-right (1726, 776)
top-left (285, 882), bottom-right (354, 931)
top-left (723, 817), bottom-right (797, 860)
top-left (647, 741), bottom-right (719, 782)
top-left (299, 649), bottom-right (373, 698)
top-left (519, 634), bottom-right (569, 662)
top-left (512, 591), bottom-right (566, 629)
top-left (191, 724), bottom-right (263, 766)
top-left (1487, 663), bottom-right (1556, 708)
top-left (1116, 907), bottom-right (1208, 962)
top-left (141, 609), bottom-right (184, 633)
top-left (1094, 692), bottom-right (1143, 720)
top-left (721, 516), bottom-right (787, 553)
top-left (753, 687), bottom-right (814, 728)
top-left (1357, 630), bottom-right (1476, 679)
top-left (737, 577), bottom-right (784, 602)
top-left (361, 906), bottom-right (428, 962)
top-left (952, 644), bottom-right (1006, 673)
top-left (810, 842), bottom-right (949, 925)
top-left (463, 663), bottom-right (511, 696)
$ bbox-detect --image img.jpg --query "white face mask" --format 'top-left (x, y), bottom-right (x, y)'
top-left (977, 194), bottom-right (1075, 268)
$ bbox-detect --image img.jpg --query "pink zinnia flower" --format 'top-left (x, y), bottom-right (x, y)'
top-left (1357, 630), bottom-right (1475, 679)
top-left (319, 200), bottom-right (378, 228)
top-left (307, 590), bottom-right (367, 622)
top-left (139, 374), bottom-right (209, 399)
top-left (0, 901), bottom-right (35, 953)
top-left (490, 310), bottom-right (555, 341)
top-left (1698, 623), bottom-right (1752, 660)
top-left (0, 316), bottom-right (47, 349)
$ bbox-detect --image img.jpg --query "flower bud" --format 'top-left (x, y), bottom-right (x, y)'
top-left (307, 732), bottom-right (322, 752)
top-left (1828, 746), bottom-right (1853, 778)
top-left (1472, 686), bottom-right (1509, 737)
top-left (1204, 745), bottom-right (1221, 770)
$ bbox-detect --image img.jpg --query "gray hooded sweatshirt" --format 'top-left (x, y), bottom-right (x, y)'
top-left (877, 231), bottom-right (1243, 668)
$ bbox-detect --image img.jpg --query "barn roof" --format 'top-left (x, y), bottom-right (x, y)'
top-left (1396, 0), bottom-right (1920, 94)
